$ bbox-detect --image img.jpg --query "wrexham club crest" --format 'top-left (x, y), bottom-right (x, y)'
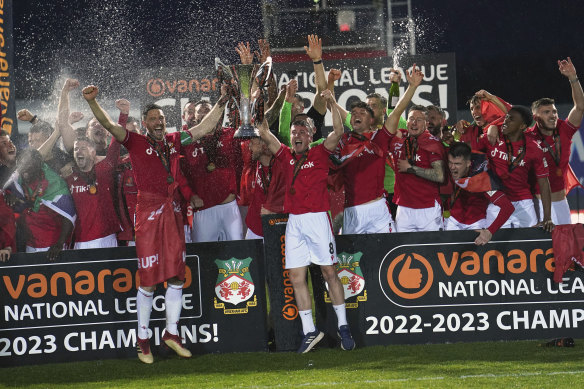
top-left (332, 252), bottom-right (367, 308)
top-left (214, 257), bottom-right (257, 314)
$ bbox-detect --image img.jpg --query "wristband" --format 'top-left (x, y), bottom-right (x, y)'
top-left (313, 59), bottom-right (322, 65)
top-left (406, 167), bottom-right (416, 175)
top-left (30, 115), bottom-right (37, 123)
top-left (569, 78), bottom-right (579, 84)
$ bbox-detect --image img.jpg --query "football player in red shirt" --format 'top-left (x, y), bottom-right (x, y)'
top-left (385, 65), bottom-right (446, 232)
top-left (257, 93), bottom-right (354, 352)
top-left (446, 142), bottom-right (514, 245)
top-left (66, 135), bottom-right (120, 249)
top-left (527, 57), bottom-right (584, 225)
top-left (482, 106), bottom-right (554, 231)
top-left (82, 84), bottom-right (228, 364)
top-left (244, 137), bottom-right (286, 239)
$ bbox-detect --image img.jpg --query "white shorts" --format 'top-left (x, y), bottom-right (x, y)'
top-left (444, 216), bottom-right (486, 231)
top-left (184, 225), bottom-right (192, 244)
top-left (285, 212), bottom-right (337, 269)
top-left (489, 199), bottom-right (537, 229)
top-left (343, 198), bottom-right (395, 234)
top-left (26, 246), bottom-right (50, 253)
top-left (395, 201), bottom-right (443, 232)
top-left (74, 233), bottom-right (118, 250)
top-left (538, 198), bottom-right (571, 225)
top-left (191, 199), bottom-right (243, 242)
top-left (25, 243), bottom-right (68, 253)
top-left (245, 227), bottom-right (263, 240)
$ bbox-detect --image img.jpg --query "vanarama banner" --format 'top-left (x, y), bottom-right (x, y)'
top-left (0, 241), bottom-right (268, 367)
top-left (136, 53), bottom-right (456, 134)
top-left (0, 0), bottom-right (16, 136)
top-left (261, 218), bottom-right (584, 348)
top-left (329, 229), bottom-right (584, 345)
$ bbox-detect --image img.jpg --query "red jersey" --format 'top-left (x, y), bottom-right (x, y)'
top-left (526, 119), bottom-right (578, 193)
top-left (275, 143), bottom-right (332, 214)
top-left (460, 124), bottom-right (485, 151)
top-left (341, 128), bottom-right (390, 207)
top-left (245, 159), bottom-right (286, 236)
top-left (180, 127), bottom-right (243, 210)
top-left (116, 154), bottom-right (138, 241)
top-left (0, 193), bottom-right (15, 251)
top-left (122, 131), bottom-right (193, 202)
top-left (67, 140), bottom-right (121, 243)
top-left (450, 189), bottom-right (513, 234)
top-left (478, 135), bottom-right (548, 201)
top-left (389, 130), bottom-right (444, 209)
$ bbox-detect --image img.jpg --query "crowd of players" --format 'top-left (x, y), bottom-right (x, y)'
top-left (0, 35), bottom-right (582, 358)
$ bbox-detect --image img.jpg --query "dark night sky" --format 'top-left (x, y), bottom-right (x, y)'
top-left (13, 0), bottom-right (584, 110)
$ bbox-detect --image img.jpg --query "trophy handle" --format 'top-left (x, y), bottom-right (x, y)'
top-left (255, 56), bottom-right (273, 90)
top-left (215, 57), bottom-right (235, 89)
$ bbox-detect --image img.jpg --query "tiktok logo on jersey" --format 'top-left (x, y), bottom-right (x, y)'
top-left (392, 150), bottom-right (420, 162)
top-left (69, 183), bottom-right (97, 193)
top-left (146, 145), bottom-right (178, 157)
top-left (191, 147), bottom-right (205, 158)
top-left (288, 159), bottom-right (315, 169)
top-left (490, 148), bottom-right (526, 166)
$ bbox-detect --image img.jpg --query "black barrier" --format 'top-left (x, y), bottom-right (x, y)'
top-left (0, 0), bottom-right (17, 137)
top-left (0, 241), bottom-right (268, 367)
top-left (261, 214), bottom-right (335, 351)
top-left (262, 215), bottom-right (584, 349)
top-left (3, 223), bottom-right (583, 365)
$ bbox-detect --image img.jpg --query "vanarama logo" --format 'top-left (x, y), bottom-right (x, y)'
top-left (386, 253), bottom-right (433, 300)
top-left (379, 240), bottom-right (584, 308)
top-left (146, 77), bottom-right (218, 97)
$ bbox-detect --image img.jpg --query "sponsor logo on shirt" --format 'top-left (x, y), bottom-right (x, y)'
top-left (70, 183), bottom-right (98, 194)
top-left (288, 159), bottom-right (315, 169)
top-left (490, 148), bottom-right (526, 167)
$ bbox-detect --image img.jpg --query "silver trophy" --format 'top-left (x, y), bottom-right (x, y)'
top-left (215, 56), bottom-right (273, 139)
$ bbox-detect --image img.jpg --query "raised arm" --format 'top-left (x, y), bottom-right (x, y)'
top-left (82, 85), bottom-right (127, 143)
top-left (278, 79), bottom-right (298, 146)
top-left (37, 121), bottom-right (61, 161)
top-left (58, 79), bottom-right (81, 152)
top-left (258, 118), bottom-right (281, 155)
top-left (187, 85), bottom-right (229, 141)
top-left (256, 39), bottom-right (278, 107)
top-left (321, 89), bottom-right (344, 151)
top-left (383, 64), bottom-right (424, 134)
top-left (558, 57), bottom-right (584, 127)
top-left (304, 34), bottom-right (327, 115)
top-left (326, 69), bottom-right (349, 124)
top-left (16, 109), bottom-right (39, 125)
top-left (265, 85), bottom-right (286, 127)
top-left (475, 89), bottom-right (508, 115)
